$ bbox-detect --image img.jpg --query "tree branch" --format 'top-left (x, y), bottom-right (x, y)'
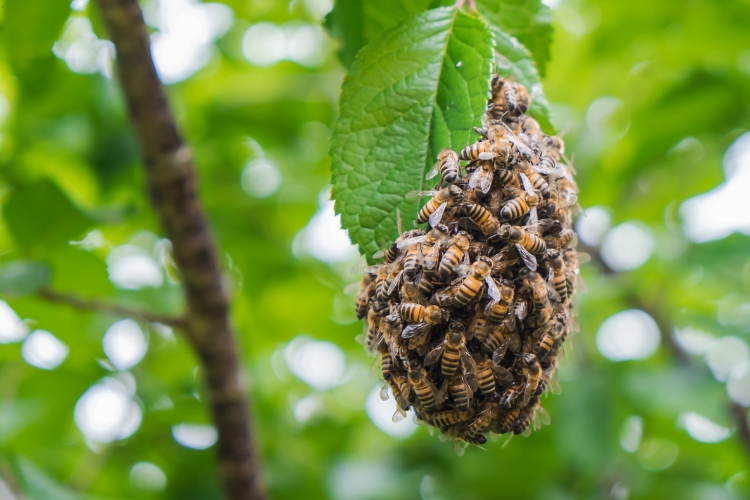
top-left (94, 1), bottom-right (265, 499)
top-left (38, 288), bottom-right (187, 329)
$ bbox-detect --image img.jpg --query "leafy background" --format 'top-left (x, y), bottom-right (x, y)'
top-left (0, 0), bottom-right (748, 499)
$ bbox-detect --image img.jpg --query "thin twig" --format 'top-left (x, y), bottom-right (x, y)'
top-left (730, 402), bottom-right (750, 460)
top-left (94, 1), bottom-right (265, 498)
top-left (37, 288), bottom-right (187, 329)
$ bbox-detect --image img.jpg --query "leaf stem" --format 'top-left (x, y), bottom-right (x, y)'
top-left (93, 0), bottom-right (265, 498)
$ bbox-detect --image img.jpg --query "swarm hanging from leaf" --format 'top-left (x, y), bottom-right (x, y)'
top-left (354, 76), bottom-right (581, 454)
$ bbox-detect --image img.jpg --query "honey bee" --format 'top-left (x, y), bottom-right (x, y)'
top-left (520, 268), bottom-right (560, 325)
top-left (427, 408), bottom-right (473, 429)
top-left (474, 354), bottom-right (514, 396)
top-left (407, 361), bottom-right (443, 412)
top-left (401, 304), bottom-right (448, 350)
top-left (499, 379), bottom-right (522, 410)
top-left (378, 342), bottom-right (394, 381)
top-left (427, 148), bottom-right (461, 184)
top-left (431, 284), bottom-right (458, 308)
top-left (464, 203), bottom-right (501, 236)
top-left (493, 406), bottom-right (521, 435)
top-left (557, 228), bottom-right (577, 248)
top-left (513, 396), bottom-right (550, 436)
top-left (459, 138), bottom-right (514, 163)
top-left (439, 231), bottom-right (470, 278)
top-left (420, 224), bottom-right (450, 279)
top-left (465, 402), bottom-right (495, 437)
top-left (408, 185), bottom-right (463, 227)
top-left (498, 224), bottom-right (546, 270)
top-left (546, 249), bottom-right (568, 302)
top-left (518, 161), bottom-right (550, 198)
top-left (354, 271), bottom-right (376, 319)
top-left (425, 321), bottom-right (475, 379)
top-left (448, 370), bottom-right (474, 412)
top-left (364, 306), bottom-right (384, 355)
top-left (384, 375), bottom-right (412, 422)
top-left (485, 280), bottom-right (515, 325)
top-left (481, 320), bottom-right (513, 358)
top-left (468, 161), bottom-right (495, 194)
top-left (454, 256), bottom-right (497, 307)
top-left (500, 186), bottom-right (540, 221)
top-left (468, 309), bottom-right (492, 343)
top-left (488, 76), bottom-right (530, 118)
top-left (521, 353), bottom-right (542, 405)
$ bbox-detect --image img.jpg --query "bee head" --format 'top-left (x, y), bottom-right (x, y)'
top-left (523, 353), bottom-right (537, 366)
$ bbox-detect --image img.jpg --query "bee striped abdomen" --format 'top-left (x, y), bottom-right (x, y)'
top-left (477, 366), bottom-right (495, 396)
top-left (500, 197), bottom-right (529, 220)
top-left (441, 347), bottom-right (461, 378)
top-left (521, 233), bottom-right (546, 254)
top-left (487, 301), bottom-right (509, 324)
top-left (536, 333), bottom-right (555, 358)
top-left (449, 377), bottom-right (471, 411)
top-left (400, 303), bottom-right (425, 323)
top-left (528, 171), bottom-right (550, 198)
top-left (455, 276), bottom-right (483, 307)
top-left (404, 246), bottom-right (421, 280)
top-left (414, 381), bottom-right (437, 410)
top-left (381, 352), bottom-right (393, 380)
top-left (495, 407), bottom-right (520, 434)
top-left (459, 142), bottom-right (486, 161)
top-left (431, 409), bottom-right (465, 428)
top-left (439, 247), bottom-right (463, 277)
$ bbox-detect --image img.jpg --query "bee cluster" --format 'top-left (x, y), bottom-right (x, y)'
top-left (354, 76), bottom-right (580, 452)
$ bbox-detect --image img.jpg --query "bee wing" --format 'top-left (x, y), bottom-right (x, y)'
top-left (396, 234), bottom-right (426, 249)
top-left (380, 382), bottom-right (391, 401)
top-left (365, 332), bottom-right (384, 356)
top-left (402, 322), bottom-right (430, 340)
top-left (424, 340), bottom-right (447, 366)
top-left (544, 280), bottom-right (561, 303)
top-left (515, 243), bottom-right (537, 271)
top-left (527, 207), bottom-right (538, 227)
top-left (484, 299), bottom-right (498, 315)
top-left (519, 172), bottom-right (535, 196)
top-left (461, 348), bottom-right (477, 377)
top-left (468, 165), bottom-right (482, 190)
top-left (504, 308), bottom-right (517, 331)
top-left (428, 202), bottom-right (448, 227)
top-left (548, 375), bottom-right (562, 395)
top-left (492, 364), bottom-right (514, 382)
top-left (522, 378), bottom-right (533, 406)
top-left (426, 161), bottom-right (440, 180)
top-left (537, 405), bottom-right (551, 426)
top-left (538, 218), bottom-right (556, 232)
top-left (531, 324), bottom-right (549, 339)
top-left (515, 299), bottom-right (528, 321)
top-left (343, 281), bottom-right (362, 295)
top-left (522, 426), bottom-right (532, 438)
top-left (387, 270), bottom-right (404, 295)
top-left (392, 408), bottom-right (407, 423)
top-left (491, 339), bottom-right (511, 365)
top-left (406, 190), bottom-right (436, 201)
top-left (452, 440), bottom-right (466, 456)
top-left (485, 276), bottom-right (501, 302)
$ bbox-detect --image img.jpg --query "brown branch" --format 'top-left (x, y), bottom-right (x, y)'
top-left (94, 1), bottom-right (265, 499)
top-left (38, 288), bottom-right (187, 329)
top-left (731, 402), bottom-right (750, 460)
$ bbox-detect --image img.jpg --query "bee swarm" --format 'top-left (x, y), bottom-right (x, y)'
top-left (355, 76), bottom-right (580, 452)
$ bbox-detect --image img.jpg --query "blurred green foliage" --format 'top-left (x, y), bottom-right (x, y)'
top-left (0, 0), bottom-right (748, 500)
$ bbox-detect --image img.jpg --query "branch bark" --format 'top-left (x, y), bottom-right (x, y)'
top-left (38, 288), bottom-right (186, 329)
top-left (94, 1), bottom-right (265, 498)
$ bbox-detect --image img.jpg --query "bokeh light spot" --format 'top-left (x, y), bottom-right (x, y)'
top-left (241, 158), bottom-right (282, 198)
top-left (172, 424), bottom-right (218, 449)
top-left (130, 462), bottom-right (167, 492)
top-left (677, 412), bottom-right (732, 443)
top-left (74, 378), bottom-right (142, 443)
top-left (600, 221), bottom-right (655, 271)
top-left (596, 310), bottom-right (660, 361)
top-left (576, 206), bottom-right (611, 246)
top-left (284, 336), bottom-right (346, 391)
top-left (21, 330), bottom-right (69, 370)
top-left (0, 301), bottom-right (29, 344)
top-left (103, 319), bottom-right (148, 371)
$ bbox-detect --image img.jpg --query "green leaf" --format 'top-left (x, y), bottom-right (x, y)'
top-left (4, 0), bottom-right (71, 73)
top-left (0, 260), bottom-right (52, 296)
top-left (325, 0), bottom-right (434, 68)
top-left (3, 179), bottom-right (94, 252)
top-left (491, 27), bottom-right (554, 133)
top-left (475, 0), bottom-right (553, 76)
top-left (330, 7), bottom-right (493, 258)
